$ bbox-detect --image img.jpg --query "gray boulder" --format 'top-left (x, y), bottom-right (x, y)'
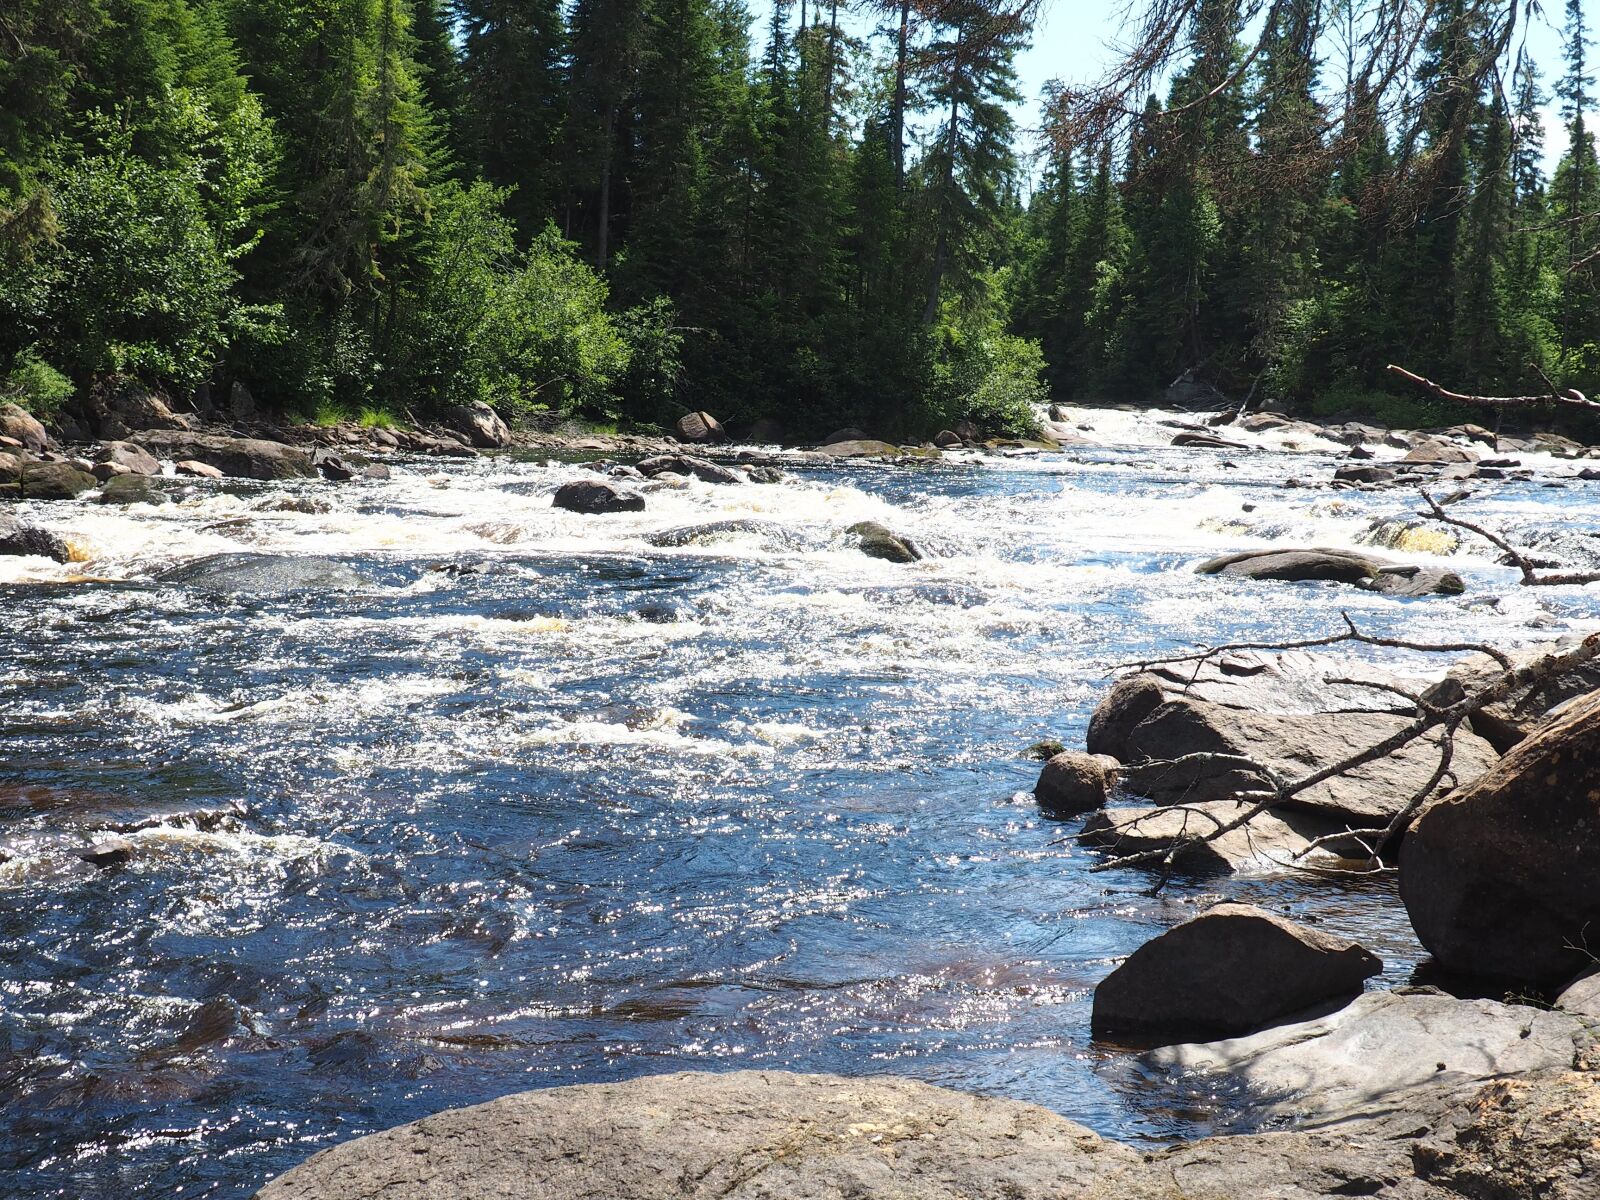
top-left (443, 401), bottom-right (512, 448)
top-left (1081, 799), bottom-right (1356, 874)
top-left (0, 514), bottom-right (72, 561)
top-left (552, 479), bottom-right (646, 514)
top-left (1092, 903), bottom-right (1382, 1039)
top-left (848, 520), bottom-right (922, 563)
top-left (255, 1070), bottom-right (1135, 1200)
top-left (1172, 430), bottom-right (1250, 449)
top-left (1112, 694), bottom-right (1498, 827)
top-left (1555, 969), bottom-right (1600, 1019)
top-left (156, 553), bottom-right (369, 594)
top-left (1033, 750), bottom-right (1110, 815)
top-left (1197, 547), bottom-right (1383, 584)
top-left (1362, 565), bottom-right (1465, 597)
top-left (135, 430), bottom-right (316, 480)
top-left (1147, 989), bottom-right (1594, 1130)
top-left (1401, 688), bottom-right (1600, 985)
top-left (821, 426), bottom-right (870, 445)
top-left (1403, 440), bottom-right (1478, 465)
top-left (80, 377), bottom-right (189, 438)
top-left (934, 429), bottom-right (963, 448)
top-left (95, 440), bottom-right (161, 476)
top-left (816, 438), bottom-right (905, 458)
top-left (0, 402), bottom-right (50, 453)
top-left (635, 454), bottom-right (744, 485)
top-left (1421, 635), bottom-right (1600, 751)
top-left (675, 411), bottom-right (726, 443)
top-left (11, 461), bottom-right (97, 500)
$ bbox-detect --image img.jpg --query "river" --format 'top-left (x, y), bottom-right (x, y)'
top-left (3, 406), bottom-right (1597, 1198)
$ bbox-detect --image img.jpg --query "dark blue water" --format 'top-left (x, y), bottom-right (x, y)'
top-left (2, 426), bottom-right (1596, 1197)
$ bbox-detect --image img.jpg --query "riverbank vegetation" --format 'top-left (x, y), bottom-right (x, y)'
top-left (0, 0), bottom-right (1596, 438)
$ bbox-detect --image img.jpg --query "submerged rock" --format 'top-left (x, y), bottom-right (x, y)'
top-left (1033, 750), bottom-right (1110, 816)
top-left (156, 553), bottom-right (369, 594)
top-left (816, 438), bottom-right (904, 458)
top-left (1092, 903), bottom-right (1382, 1040)
top-left (635, 454), bottom-right (744, 485)
top-left (1401, 688), bottom-right (1600, 986)
top-left (0, 514), bottom-right (72, 561)
top-left (98, 473), bottom-right (170, 506)
top-left (552, 479), bottom-right (646, 514)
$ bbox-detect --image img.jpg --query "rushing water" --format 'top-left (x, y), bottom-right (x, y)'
top-left (3, 406), bottom-right (1598, 1198)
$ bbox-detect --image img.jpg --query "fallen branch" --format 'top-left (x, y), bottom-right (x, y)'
top-left (1417, 490), bottom-right (1600, 587)
top-left (1387, 363), bottom-right (1600, 411)
top-left (1080, 626), bottom-right (1600, 878)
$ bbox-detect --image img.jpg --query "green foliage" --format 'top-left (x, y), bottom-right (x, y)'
top-left (0, 349), bottom-right (76, 414)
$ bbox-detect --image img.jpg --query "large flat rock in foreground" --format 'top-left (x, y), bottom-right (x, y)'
top-left (254, 1059), bottom-right (1600, 1199)
top-left (255, 1070), bottom-right (1134, 1200)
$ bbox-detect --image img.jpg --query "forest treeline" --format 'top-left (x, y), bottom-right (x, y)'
top-left (0, 0), bottom-right (1596, 438)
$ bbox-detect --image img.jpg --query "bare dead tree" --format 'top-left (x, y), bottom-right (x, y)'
top-left (1388, 364), bottom-right (1600, 412)
top-left (1080, 617), bottom-right (1600, 877)
top-left (1416, 489), bottom-right (1600, 586)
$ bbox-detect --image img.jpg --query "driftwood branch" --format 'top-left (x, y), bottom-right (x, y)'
top-left (1417, 490), bottom-right (1600, 587)
top-left (1082, 625), bottom-right (1600, 877)
top-left (1387, 363), bottom-right (1599, 411)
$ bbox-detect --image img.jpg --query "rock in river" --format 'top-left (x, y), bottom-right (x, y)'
top-left (1033, 750), bottom-right (1110, 815)
top-left (675, 411), bottom-right (726, 443)
top-left (1105, 691), bottom-right (1498, 827)
top-left (1401, 686), bottom-right (1600, 986)
top-left (552, 479), bottom-right (646, 514)
top-left (1092, 903), bottom-right (1382, 1040)
top-left (9, 461), bottom-right (97, 500)
top-left (0, 514), bottom-right (72, 562)
top-left (848, 520), bottom-right (922, 563)
top-left (135, 430), bottom-right (316, 480)
top-left (1080, 799), bottom-right (1355, 874)
top-left (156, 553), bottom-right (369, 594)
top-left (1146, 988), bottom-right (1594, 1130)
top-left (0, 402), bottom-right (51, 453)
top-left (1421, 633), bottom-right (1600, 751)
top-left (1197, 547), bottom-right (1382, 584)
top-left (442, 401), bottom-right (512, 448)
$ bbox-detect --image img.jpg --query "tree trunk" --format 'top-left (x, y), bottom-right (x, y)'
top-left (891, 0), bottom-right (909, 186)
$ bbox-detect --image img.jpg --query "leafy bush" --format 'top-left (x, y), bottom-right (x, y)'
top-left (921, 318), bottom-right (1046, 438)
top-left (0, 349), bottom-right (74, 413)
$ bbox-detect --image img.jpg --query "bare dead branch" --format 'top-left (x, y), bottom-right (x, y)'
top-left (1387, 363), bottom-right (1599, 411)
top-left (1417, 490), bottom-right (1600, 587)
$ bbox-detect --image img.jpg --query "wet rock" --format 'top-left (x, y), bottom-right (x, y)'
top-left (1420, 634), bottom-right (1600, 751)
top-left (1401, 688), bottom-right (1600, 986)
top-left (157, 553), bottom-right (369, 594)
top-left (1080, 799), bottom-right (1353, 873)
top-left (1403, 440), bottom-right (1479, 465)
top-left (0, 513), bottom-right (71, 561)
top-left (1197, 547), bottom-right (1383, 584)
top-left (1033, 751), bottom-right (1110, 816)
top-left (12, 461), bottom-right (97, 500)
top-left (362, 462), bottom-right (390, 481)
top-left (647, 519), bottom-right (782, 547)
top-left (553, 479), bottom-right (646, 514)
top-left (1362, 565), bottom-right (1466, 597)
top-left (1110, 694), bottom-right (1498, 827)
top-left (1172, 430), bottom-right (1249, 449)
top-left (1555, 969), bottom-right (1600, 1018)
top-left (442, 401), bottom-right (512, 448)
top-left (175, 459), bottom-right (224, 479)
top-left (255, 1069), bottom-right (1137, 1200)
top-left (1096, 651), bottom-right (1418, 722)
top-left (1147, 989), bottom-right (1594, 1130)
top-left (403, 432), bottom-right (479, 458)
top-left (1092, 903), bottom-right (1382, 1039)
top-left (675, 411), bottom-right (726, 444)
top-left (816, 438), bottom-right (904, 458)
top-left (75, 836), bottom-right (138, 868)
top-left (934, 429), bottom-right (963, 448)
top-left (312, 447), bottom-right (364, 481)
top-left (0, 402), bottom-right (51, 453)
top-left (136, 431), bottom-right (316, 480)
top-left (1085, 675), bottom-right (1168, 758)
top-left (635, 454), bottom-right (744, 485)
top-left (953, 419), bottom-right (981, 442)
top-left (98, 473), bottom-right (169, 506)
top-left (848, 520), bottom-right (922, 563)
top-left (744, 464), bottom-right (785, 484)
top-left (1334, 464), bottom-right (1398, 485)
top-left (95, 441), bottom-right (161, 476)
